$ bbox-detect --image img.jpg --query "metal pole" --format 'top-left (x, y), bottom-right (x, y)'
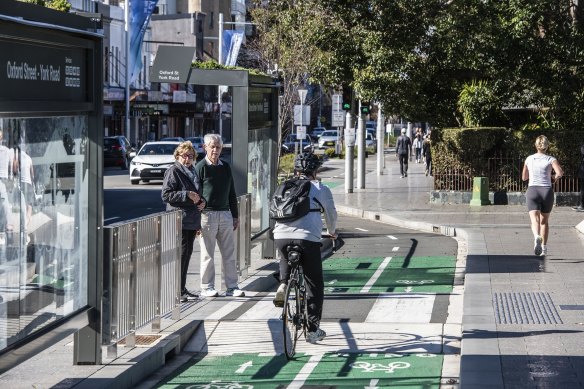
top-left (125, 0), bottom-right (130, 141)
top-left (345, 112), bottom-right (354, 193)
top-left (357, 101), bottom-right (365, 189)
top-left (218, 13), bottom-right (223, 139)
top-left (376, 104), bottom-right (384, 175)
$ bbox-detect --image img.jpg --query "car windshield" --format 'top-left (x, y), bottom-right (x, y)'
top-left (321, 131), bottom-right (337, 137)
top-left (104, 138), bottom-right (118, 146)
top-left (139, 144), bottom-right (177, 155)
top-left (187, 137), bottom-right (203, 144)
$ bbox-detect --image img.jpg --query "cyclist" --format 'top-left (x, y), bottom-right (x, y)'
top-left (272, 151), bottom-right (338, 343)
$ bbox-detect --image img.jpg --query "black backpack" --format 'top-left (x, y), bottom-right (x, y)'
top-left (269, 177), bottom-right (321, 221)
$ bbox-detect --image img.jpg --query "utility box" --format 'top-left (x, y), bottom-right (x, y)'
top-left (470, 177), bottom-right (491, 206)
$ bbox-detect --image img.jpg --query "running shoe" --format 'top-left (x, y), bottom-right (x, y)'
top-left (534, 236), bottom-right (543, 256)
top-left (306, 328), bottom-right (326, 343)
top-left (541, 246), bottom-right (548, 256)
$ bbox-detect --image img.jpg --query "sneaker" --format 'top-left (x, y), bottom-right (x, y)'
top-left (201, 287), bottom-right (219, 297)
top-left (225, 288), bottom-right (245, 297)
top-left (534, 236), bottom-right (543, 256)
top-left (541, 246), bottom-right (548, 256)
top-left (400, 175), bottom-right (404, 178)
top-left (306, 328), bottom-right (326, 344)
top-left (425, 169), bottom-right (429, 176)
top-left (404, 173), bottom-right (408, 177)
top-left (181, 289), bottom-right (198, 302)
top-left (573, 206), bottom-right (584, 212)
top-left (273, 283), bottom-right (286, 307)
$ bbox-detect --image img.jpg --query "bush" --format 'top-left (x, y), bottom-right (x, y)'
top-left (458, 80), bottom-right (505, 127)
top-left (278, 153), bottom-right (295, 178)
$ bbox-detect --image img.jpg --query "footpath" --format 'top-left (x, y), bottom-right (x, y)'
top-left (1, 151), bottom-right (583, 389)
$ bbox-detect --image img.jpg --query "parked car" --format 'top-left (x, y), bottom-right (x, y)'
top-left (318, 130), bottom-right (340, 149)
top-left (103, 135), bottom-right (134, 170)
top-left (281, 134), bottom-right (315, 153)
top-left (310, 127), bottom-right (326, 138)
top-left (129, 141), bottom-right (180, 185)
top-left (185, 136), bottom-right (205, 158)
top-left (159, 136), bottom-right (184, 142)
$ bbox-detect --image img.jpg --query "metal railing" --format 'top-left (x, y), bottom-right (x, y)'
top-left (434, 153), bottom-right (581, 193)
top-left (100, 194), bottom-right (252, 360)
top-left (102, 210), bottom-right (182, 357)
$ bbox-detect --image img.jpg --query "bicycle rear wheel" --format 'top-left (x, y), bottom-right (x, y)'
top-left (283, 280), bottom-right (301, 359)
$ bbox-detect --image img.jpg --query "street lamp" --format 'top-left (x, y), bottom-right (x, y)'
top-left (298, 88), bottom-right (308, 153)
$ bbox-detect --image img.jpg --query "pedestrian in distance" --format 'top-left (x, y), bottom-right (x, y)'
top-left (272, 152), bottom-right (338, 343)
top-left (413, 133), bottom-right (423, 163)
top-left (396, 128), bottom-right (412, 178)
top-left (194, 134), bottom-right (244, 298)
top-left (161, 141), bottom-right (206, 303)
top-left (522, 135), bottom-right (564, 256)
top-left (422, 135), bottom-right (432, 176)
top-left (573, 143), bottom-right (584, 212)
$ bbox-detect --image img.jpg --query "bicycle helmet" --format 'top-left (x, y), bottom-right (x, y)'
top-left (294, 152), bottom-right (322, 175)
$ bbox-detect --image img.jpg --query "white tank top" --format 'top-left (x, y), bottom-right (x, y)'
top-left (525, 153), bottom-right (555, 187)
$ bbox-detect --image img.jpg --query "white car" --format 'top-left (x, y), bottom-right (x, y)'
top-left (318, 130), bottom-right (340, 149)
top-left (129, 141), bottom-right (180, 185)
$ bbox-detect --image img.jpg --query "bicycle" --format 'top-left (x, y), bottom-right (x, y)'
top-left (280, 243), bottom-right (307, 360)
top-left (279, 235), bottom-right (340, 360)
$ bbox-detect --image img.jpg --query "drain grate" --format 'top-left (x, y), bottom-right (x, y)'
top-left (118, 334), bottom-right (162, 346)
top-left (493, 292), bottom-right (563, 324)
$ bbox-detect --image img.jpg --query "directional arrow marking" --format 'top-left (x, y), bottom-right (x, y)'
top-left (236, 360), bottom-right (252, 374)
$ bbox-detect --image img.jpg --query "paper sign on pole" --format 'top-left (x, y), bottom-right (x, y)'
top-left (293, 105), bottom-right (311, 125)
top-left (296, 126), bottom-right (307, 139)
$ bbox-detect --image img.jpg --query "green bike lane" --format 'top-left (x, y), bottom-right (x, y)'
top-left (153, 217), bottom-right (460, 388)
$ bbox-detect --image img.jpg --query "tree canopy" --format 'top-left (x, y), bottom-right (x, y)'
top-left (251, 0), bottom-right (584, 130)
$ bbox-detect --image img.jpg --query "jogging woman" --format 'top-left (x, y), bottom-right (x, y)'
top-left (522, 135), bottom-right (564, 256)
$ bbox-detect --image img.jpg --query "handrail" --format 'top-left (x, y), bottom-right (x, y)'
top-left (101, 211), bottom-right (181, 358)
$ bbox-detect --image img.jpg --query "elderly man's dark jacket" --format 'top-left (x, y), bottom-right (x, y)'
top-left (161, 162), bottom-right (204, 230)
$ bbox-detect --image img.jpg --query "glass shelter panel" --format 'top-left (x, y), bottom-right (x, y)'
top-left (0, 116), bottom-right (89, 351)
top-left (247, 128), bottom-right (272, 235)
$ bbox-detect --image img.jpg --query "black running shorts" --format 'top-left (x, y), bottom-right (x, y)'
top-left (526, 186), bottom-right (554, 213)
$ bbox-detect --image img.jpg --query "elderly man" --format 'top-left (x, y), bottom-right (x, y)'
top-left (194, 134), bottom-right (244, 297)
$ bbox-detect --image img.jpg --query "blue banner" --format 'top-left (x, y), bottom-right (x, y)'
top-left (129, 0), bottom-right (158, 83)
top-left (222, 30), bottom-right (244, 67)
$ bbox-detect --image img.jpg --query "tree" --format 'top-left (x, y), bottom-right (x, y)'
top-left (251, 0), bottom-right (584, 131)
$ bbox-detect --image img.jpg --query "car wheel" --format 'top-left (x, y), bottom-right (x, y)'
top-left (121, 157), bottom-right (129, 170)
top-left (131, 179), bottom-right (140, 185)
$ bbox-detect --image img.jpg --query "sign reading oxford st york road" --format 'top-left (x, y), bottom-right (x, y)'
top-left (0, 39), bottom-right (87, 102)
top-left (150, 45), bottom-right (196, 84)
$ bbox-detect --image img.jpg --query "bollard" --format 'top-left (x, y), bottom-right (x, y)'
top-left (470, 177), bottom-right (491, 206)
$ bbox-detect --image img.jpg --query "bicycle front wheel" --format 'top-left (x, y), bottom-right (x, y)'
top-left (283, 280), bottom-right (301, 360)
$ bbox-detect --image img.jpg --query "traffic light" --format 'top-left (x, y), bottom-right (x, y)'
top-left (342, 85), bottom-right (352, 111)
top-left (360, 101), bottom-right (371, 115)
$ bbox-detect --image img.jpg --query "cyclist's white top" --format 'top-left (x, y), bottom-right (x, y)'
top-left (525, 153), bottom-right (556, 187)
top-left (0, 145), bottom-right (13, 179)
top-left (273, 178), bottom-right (337, 242)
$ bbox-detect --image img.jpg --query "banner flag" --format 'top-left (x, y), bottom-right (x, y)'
top-left (129, 0), bottom-right (159, 83)
top-left (222, 30), bottom-right (244, 67)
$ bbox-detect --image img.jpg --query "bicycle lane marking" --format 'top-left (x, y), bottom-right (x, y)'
top-left (287, 354), bottom-right (323, 389)
top-left (302, 352), bottom-right (443, 388)
top-left (322, 256), bottom-right (387, 294)
top-left (361, 257), bottom-right (392, 293)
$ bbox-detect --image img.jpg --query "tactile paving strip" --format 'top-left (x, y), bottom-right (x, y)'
top-left (493, 292), bottom-right (563, 324)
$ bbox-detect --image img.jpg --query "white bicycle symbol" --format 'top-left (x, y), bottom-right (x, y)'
top-left (396, 280), bottom-right (434, 285)
top-left (186, 381), bottom-right (254, 389)
top-left (350, 361), bottom-right (411, 374)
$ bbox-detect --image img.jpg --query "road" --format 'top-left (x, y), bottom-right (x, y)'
top-left (103, 167), bottom-right (166, 224)
top-left (139, 216), bottom-right (460, 389)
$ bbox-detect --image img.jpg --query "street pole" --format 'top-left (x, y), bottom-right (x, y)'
top-left (298, 88), bottom-right (307, 154)
top-left (357, 101), bottom-right (365, 189)
top-left (125, 1), bottom-right (130, 141)
top-left (377, 104), bottom-right (384, 175)
top-left (345, 111), bottom-right (354, 193)
top-left (218, 13), bottom-right (223, 139)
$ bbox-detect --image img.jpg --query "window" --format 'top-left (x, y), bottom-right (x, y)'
top-left (209, 12), bottom-right (214, 29)
top-left (0, 116), bottom-right (90, 351)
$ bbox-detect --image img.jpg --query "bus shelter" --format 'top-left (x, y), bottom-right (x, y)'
top-left (0, 1), bottom-right (103, 372)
